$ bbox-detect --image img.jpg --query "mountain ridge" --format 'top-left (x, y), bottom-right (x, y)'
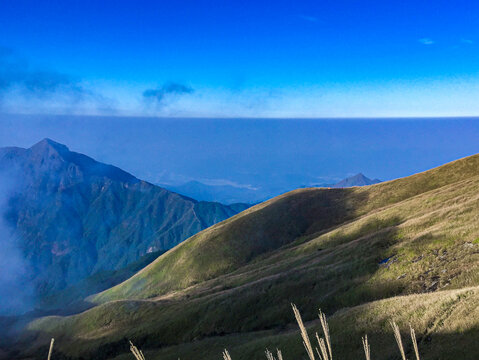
top-left (164, 173), bottom-right (381, 204)
top-left (0, 139), bottom-right (248, 311)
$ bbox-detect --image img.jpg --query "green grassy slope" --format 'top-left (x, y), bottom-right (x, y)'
top-left (16, 153), bottom-right (479, 360)
top-left (92, 153), bottom-right (479, 303)
top-left (37, 250), bottom-right (165, 312)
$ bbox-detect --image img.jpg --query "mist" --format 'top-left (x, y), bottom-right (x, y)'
top-left (0, 169), bottom-right (33, 315)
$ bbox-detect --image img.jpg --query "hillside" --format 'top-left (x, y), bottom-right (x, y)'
top-left (11, 153), bottom-right (479, 359)
top-left (0, 139), bottom-right (248, 310)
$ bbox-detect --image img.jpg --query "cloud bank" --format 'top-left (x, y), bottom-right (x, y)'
top-left (143, 82), bottom-right (194, 107)
top-left (0, 47), bottom-right (112, 114)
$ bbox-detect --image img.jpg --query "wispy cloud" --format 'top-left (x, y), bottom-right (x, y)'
top-left (200, 178), bottom-right (259, 190)
top-left (143, 82), bottom-right (194, 107)
top-left (298, 14), bottom-right (318, 22)
top-left (0, 47), bottom-right (87, 99)
top-left (418, 38), bottom-right (435, 45)
top-left (152, 171), bottom-right (258, 190)
top-left (461, 38), bottom-right (474, 44)
top-left (0, 46), bottom-right (113, 113)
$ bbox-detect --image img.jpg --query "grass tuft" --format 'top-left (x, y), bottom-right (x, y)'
top-left (47, 338), bottom-right (54, 360)
top-left (410, 325), bottom-right (420, 360)
top-left (265, 349), bottom-right (274, 360)
top-left (129, 341), bottom-right (146, 360)
top-left (292, 303), bottom-right (316, 360)
top-left (390, 321), bottom-right (406, 360)
top-left (362, 335), bottom-right (371, 360)
top-left (316, 335), bottom-right (329, 360)
top-left (222, 349), bottom-right (233, 360)
top-left (276, 349), bottom-right (284, 360)
top-left (318, 309), bottom-right (332, 360)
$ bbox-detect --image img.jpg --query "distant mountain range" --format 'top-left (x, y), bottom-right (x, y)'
top-left (0, 139), bottom-right (248, 311)
top-left (164, 173), bottom-right (381, 204)
top-left (164, 180), bottom-right (264, 204)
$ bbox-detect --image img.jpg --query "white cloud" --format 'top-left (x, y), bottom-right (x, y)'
top-left (200, 178), bottom-right (258, 190)
top-left (298, 14), bottom-right (318, 22)
top-left (461, 38), bottom-right (474, 44)
top-left (418, 38), bottom-right (435, 45)
top-left (8, 75), bottom-right (479, 118)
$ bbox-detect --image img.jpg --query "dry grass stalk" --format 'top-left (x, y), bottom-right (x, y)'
top-left (47, 338), bottom-right (54, 360)
top-left (129, 341), bottom-right (146, 360)
top-left (410, 325), bottom-right (420, 360)
top-left (318, 310), bottom-right (332, 360)
top-left (276, 349), bottom-right (284, 360)
top-left (390, 321), bottom-right (406, 360)
top-left (265, 349), bottom-right (276, 360)
top-left (264, 348), bottom-right (284, 360)
top-left (292, 303), bottom-right (316, 360)
top-left (316, 334), bottom-right (329, 360)
top-left (362, 335), bottom-right (370, 360)
top-left (223, 349), bottom-right (233, 360)
top-left (314, 333), bottom-right (324, 360)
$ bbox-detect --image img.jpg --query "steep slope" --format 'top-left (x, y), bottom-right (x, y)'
top-left (13, 153), bottom-right (479, 360)
top-left (0, 139), bottom-right (247, 305)
top-left (92, 153), bottom-right (479, 303)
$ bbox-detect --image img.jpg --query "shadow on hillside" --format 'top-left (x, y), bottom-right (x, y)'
top-left (15, 325), bottom-right (479, 360)
top-left (5, 188), bottom-right (432, 360)
top-left (212, 187), bottom-right (372, 264)
top-left (168, 327), bottom-right (479, 360)
top-left (327, 326), bottom-right (479, 360)
top-left (12, 212), bottom-right (465, 360)
top-left (240, 325), bottom-right (479, 360)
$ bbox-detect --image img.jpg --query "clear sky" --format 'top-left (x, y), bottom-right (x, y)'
top-left (1, 0), bottom-right (479, 117)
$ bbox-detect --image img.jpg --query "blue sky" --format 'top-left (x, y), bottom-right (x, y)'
top-left (1, 0), bottom-right (479, 116)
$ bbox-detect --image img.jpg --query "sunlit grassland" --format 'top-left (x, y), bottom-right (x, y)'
top-left (19, 154), bottom-right (479, 359)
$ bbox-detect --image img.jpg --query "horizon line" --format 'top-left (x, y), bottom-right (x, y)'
top-left (2, 112), bottom-right (479, 121)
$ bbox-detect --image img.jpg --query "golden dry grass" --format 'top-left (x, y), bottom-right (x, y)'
top-left (218, 305), bottom-right (422, 360)
top-left (222, 349), bottom-right (232, 360)
top-left (391, 321), bottom-right (406, 360)
top-left (410, 326), bottom-right (420, 360)
top-left (129, 341), bottom-right (146, 360)
top-left (362, 335), bottom-right (370, 360)
top-left (47, 338), bottom-right (54, 360)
